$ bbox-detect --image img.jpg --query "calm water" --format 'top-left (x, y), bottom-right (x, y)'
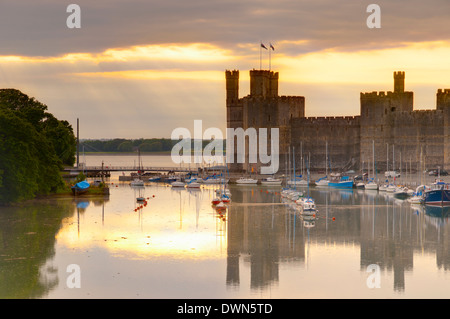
top-left (1, 155), bottom-right (450, 299)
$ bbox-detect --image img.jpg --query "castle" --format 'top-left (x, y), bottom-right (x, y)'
top-left (226, 69), bottom-right (450, 174)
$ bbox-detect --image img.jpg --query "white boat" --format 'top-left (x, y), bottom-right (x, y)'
top-left (386, 184), bottom-right (397, 193)
top-left (130, 178), bottom-right (145, 186)
top-left (364, 179), bottom-right (378, 190)
top-left (379, 180), bottom-right (389, 191)
top-left (296, 197), bottom-right (316, 213)
top-left (408, 185), bottom-right (426, 204)
top-left (315, 176), bottom-right (329, 187)
top-left (171, 180), bottom-right (185, 187)
top-left (393, 186), bottom-right (409, 199)
top-left (236, 177), bottom-right (258, 185)
top-left (261, 177), bottom-right (282, 185)
top-left (186, 179), bottom-right (201, 188)
top-left (356, 182), bottom-right (365, 189)
top-left (216, 188), bottom-right (231, 197)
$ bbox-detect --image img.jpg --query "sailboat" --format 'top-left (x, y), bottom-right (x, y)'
top-left (365, 140), bottom-right (378, 190)
top-left (130, 148), bottom-right (145, 186)
top-left (296, 153), bottom-right (316, 215)
top-left (186, 178), bottom-right (201, 188)
top-left (236, 165), bottom-right (258, 185)
top-left (261, 176), bottom-right (282, 185)
top-left (288, 145), bottom-right (308, 186)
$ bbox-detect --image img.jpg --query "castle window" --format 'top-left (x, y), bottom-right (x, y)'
top-left (268, 115), bottom-right (271, 122)
top-left (391, 107), bottom-right (396, 112)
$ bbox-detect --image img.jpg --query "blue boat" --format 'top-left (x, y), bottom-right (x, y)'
top-left (328, 175), bottom-right (353, 189)
top-left (71, 180), bottom-right (90, 195)
top-left (423, 181), bottom-right (450, 206)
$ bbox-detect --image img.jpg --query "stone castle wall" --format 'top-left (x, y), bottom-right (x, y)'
top-left (226, 69), bottom-right (450, 174)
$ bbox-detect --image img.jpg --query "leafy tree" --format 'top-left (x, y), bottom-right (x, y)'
top-left (0, 89), bottom-right (75, 204)
top-left (118, 141), bottom-right (133, 152)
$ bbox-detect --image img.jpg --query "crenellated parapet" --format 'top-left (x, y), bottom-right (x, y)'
top-left (437, 89), bottom-right (450, 110)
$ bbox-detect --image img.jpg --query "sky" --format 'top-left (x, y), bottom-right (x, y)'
top-left (1, 0), bottom-right (450, 138)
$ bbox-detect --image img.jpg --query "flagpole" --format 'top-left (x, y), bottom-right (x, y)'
top-left (269, 47), bottom-right (271, 71)
top-left (260, 41), bottom-right (262, 70)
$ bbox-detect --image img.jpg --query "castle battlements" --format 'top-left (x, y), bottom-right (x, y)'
top-left (226, 69), bottom-right (450, 172)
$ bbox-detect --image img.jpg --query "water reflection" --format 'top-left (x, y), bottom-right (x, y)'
top-left (226, 186), bottom-right (450, 296)
top-left (1, 184), bottom-right (450, 298)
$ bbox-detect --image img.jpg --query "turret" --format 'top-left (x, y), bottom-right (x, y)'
top-left (225, 70), bottom-right (239, 104)
top-left (394, 71), bottom-right (405, 93)
top-left (249, 69), bottom-right (278, 98)
top-left (437, 89), bottom-right (450, 110)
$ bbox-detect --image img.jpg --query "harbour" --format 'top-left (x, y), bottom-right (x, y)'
top-left (1, 154), bottom-right (450, 299)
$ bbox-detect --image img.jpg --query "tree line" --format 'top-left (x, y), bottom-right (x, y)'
top-left (0, 89), bottom-right (76, 204)
top-left (81, 139), bottom-right (226, 153)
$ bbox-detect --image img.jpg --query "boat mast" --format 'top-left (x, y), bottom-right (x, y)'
top-left (373, 140), bottom-right (376, 180)
top-left (293, 146), bottom-right (295, 188)
top-left (76, 118), bottom-right (80, 169)
top-left (325, 141), bottom-right (328, 176)
top-left (386, 143), bottom-right (389, 172)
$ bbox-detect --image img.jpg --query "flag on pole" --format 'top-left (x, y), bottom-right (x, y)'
top-left (261, 43), bottom-right (268, 50)
top-left (270, 43), bottom-right (275, 50)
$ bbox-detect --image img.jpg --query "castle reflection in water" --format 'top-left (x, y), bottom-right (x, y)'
top-left (225, 186), bottom-right (450, 293)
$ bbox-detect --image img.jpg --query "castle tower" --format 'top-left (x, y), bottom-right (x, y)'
top-left (394, 71), bottom-right (405, 93)
top-left (439, 89), bottom-right (450, 170)
top-left (226, 70), bottom-right (239, 104)
top-left (225, 70), bottom-right (244, 172)
top-left (249, 69), bottom-right (278, 98)
top-left (437, 89), bottom-right (450, 110)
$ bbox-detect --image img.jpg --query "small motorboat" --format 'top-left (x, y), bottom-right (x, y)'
top-left (236, 177), bottom-right (258, 185)
top-left (171, 180), bottom-right (185, 187)
top-left (261, 177), bottom-right (282, 185)
top-left (71, 180), bottom-right (90, 195)
top-left (130, 178), bottom-right (145, 186)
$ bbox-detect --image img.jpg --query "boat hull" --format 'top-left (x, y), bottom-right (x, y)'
top-left (424, 189), bottom-right (450, 206)
top-left (71, 181), bottom-right (90, 195)
top-left (364, 183), bottom-right (378, 190)
top-left (315, 180), bottom-right (329, 187)
top-left (328, 181), bottom-right (353, 189)
top-left (71, 187), bottom-right (89, 195)
top-left (236, 178), bottom-right (258, 185)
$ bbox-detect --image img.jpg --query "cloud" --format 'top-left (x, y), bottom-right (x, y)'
top-left (1, 0), bottom-right (450, 138)
top-left (1, 0), bottom-right (450, 57)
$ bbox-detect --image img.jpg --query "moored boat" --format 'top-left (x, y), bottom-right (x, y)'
top-left (364, 178), bottom-right (378, 190)
top-left (423, 180), bottom-right (450, 206)
top-left (171, 180), bottom-right (185, 187)
top-left (186, 179), bottom-right (201, 188)
top-left (261, 176), bottom-right (282, 185)
top-left (315, 176), bottom-right (329, 187)
top-left (71, 180), bottom-right (90, 195)
top-left (130, 178), bottom-right (145, 186)
top-left (328, 175), bottom-right (353, 189)
top-left (236, 177), bottom-right (258, 185)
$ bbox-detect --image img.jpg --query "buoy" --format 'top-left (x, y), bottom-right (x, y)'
top-left (313, 214), bottom-right (316, 218)
top-left (332, 217), bottom-right (336, 221)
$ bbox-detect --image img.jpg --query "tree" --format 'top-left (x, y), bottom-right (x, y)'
top-left (118, 141), bottom-right (133, 152)
top-left (0, 89), bottom-right (75, 204)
